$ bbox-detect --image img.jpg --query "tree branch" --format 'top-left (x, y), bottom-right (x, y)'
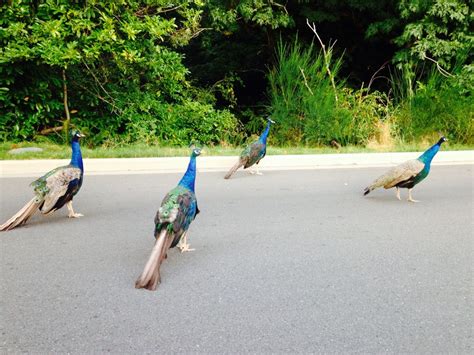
top-left (75, 82), bottom-right (122, 115)
top-left (299, 67), bottom-right (314, 95)
top-left (306, 19), bottom-right (338, 102)
top-left (270, 1), bottom-right (289, 14)
top-left (40, 126), bottom-right (64, 135)
top-left (367, 61), bottom-right (390, 91)
top-left (423, 54), bottom-right (454, 78)
top-left (82, 61), bottom-right (120, 113)
top-left (62, 69), bottom-right (71, 136)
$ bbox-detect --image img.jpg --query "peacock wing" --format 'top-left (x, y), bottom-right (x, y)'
top-left (372, 159), bottom-right (425, 189)
top-left (155, 186), bottom-right (197, 246)
top-left (243, 141), bottom-right (264, 168)
top-left (155, 190), bottom-right (179, 227)
top-left (173, 189), bottom-right (197, 233)
top-left (31, 166), bottom-right (66, 198)
top-left (238, 144), bottom-right (252, 168)
top-left (37, 166), bottom-right (82, 213)
top-left (156, 186), bottom-right (196, 225)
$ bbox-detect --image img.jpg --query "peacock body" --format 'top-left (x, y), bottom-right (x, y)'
top-left (155, 185), bottom-right (199, 249)
top-left (363, 137), bottom-right (447, 202)
top-left (0, 131), bottom-right (85, 231)
top-left (224, 117), bottom-right (274, 179)
top-left (135, 147), bottom-right (201, 291)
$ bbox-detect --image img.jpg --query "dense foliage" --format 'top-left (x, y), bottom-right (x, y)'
top-left (1, 0), bottom-right (472, 146)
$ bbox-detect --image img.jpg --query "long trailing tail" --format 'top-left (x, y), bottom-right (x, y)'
top-left (224, 158), bottom-right (243, 179)
top-left (0, 198), bottom-right (40, 232)
top-left (135, 229), bottom-right (171, 291)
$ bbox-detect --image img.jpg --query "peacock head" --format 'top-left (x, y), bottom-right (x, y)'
top-left (437, 136), bottom-right (447, 145)
top-left (189, 143), bottom-right (202, 157)
top-left (192, 147), bottom-right (202, 157)
top-left (71, 130), bottom-right (85, 142)
top-left (267, 116), bottom-right (275, 124)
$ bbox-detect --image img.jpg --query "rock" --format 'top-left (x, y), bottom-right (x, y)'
top-left (8, 147), bottom-right (44, 155)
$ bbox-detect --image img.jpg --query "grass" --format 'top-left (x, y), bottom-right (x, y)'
top-left (1, 141), bottom-right (472, 160)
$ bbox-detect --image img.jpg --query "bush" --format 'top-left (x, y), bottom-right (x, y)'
top-left (1, 0), bottom-right (238, 146)
top-left (149, 100), bottom-right (239, 146)
top-left (76, 90), bottom-right (240, 146)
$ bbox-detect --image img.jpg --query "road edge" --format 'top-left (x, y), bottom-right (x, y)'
top-left (1, 151), bottom-right (473, 177)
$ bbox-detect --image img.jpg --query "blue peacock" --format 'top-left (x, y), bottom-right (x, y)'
top-left (0, 131), bottom-right (85, 231)
top-left (135, 147), bottom-right (202, 291)
top-left (224, 117), bottom-right (275, 179)
top-left (363, 136), bottom-right (447, 202)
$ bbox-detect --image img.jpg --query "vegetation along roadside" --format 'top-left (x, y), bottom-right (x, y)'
top-left (1, 1), bottom-right (472, 149)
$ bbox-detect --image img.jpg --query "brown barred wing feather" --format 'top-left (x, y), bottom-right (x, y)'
top-left (40, 167), bottom-right (82, 213)
top-left (364, 159), bottom-right (424, 195)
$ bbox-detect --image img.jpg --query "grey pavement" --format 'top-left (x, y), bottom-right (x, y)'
top-left (0, 166), bottom-right (473, 353)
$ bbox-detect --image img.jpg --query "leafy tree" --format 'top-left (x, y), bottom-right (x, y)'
top-left (395, 0), bottom-right (472, 69)
top-left (1, 0), bottom-right (472, 145)
top-left (0, 0), bottom-right (238, 144)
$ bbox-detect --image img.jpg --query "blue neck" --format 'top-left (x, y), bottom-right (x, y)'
top-left (418, 142), bottom-right (441, 166)
top-left (258, 121), bottom-right (272, 144)
top-left (178, 154), bottom-right (197, 191)
top-left (70, 140), bottom-right (84, 171)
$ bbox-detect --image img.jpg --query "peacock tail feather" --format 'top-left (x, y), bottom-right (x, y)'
top-left (136, 148), bottom-right (201, 290)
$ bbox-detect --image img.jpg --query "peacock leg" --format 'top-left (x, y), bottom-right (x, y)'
top-left (178, 232), bottom-right (195, 253)
top-left (407, 189), bottom-right (419, 203)
top-left (255, 166), bottom-right (263, 175)
top-left (67, 201), bottom-right (84, 218)
top-left (396, 187), bottom-right (401, 200)
top-left (248, 168), bottom-right (256, 175)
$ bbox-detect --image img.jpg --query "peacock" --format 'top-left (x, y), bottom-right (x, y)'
top-left (224, 117), bottom-right (275, 179)
top-left (0, 131), bottom-right (85, 231)
top-left (135, 147), bottom-right (201, 291)
top-left (363, 136), bottom-right (447, 202)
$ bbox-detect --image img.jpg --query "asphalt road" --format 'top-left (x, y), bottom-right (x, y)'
top-left (1, 166), bottom-right (472, 353)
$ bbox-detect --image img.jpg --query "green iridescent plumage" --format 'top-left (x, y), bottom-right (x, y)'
top-left (154, 185), bottom-right (199, 247)
top-left (364, 137), bottom-right (447, 201)
top-left (30, 165), bottom-right (82, 211)
top-left (136, 148), bottom-right (201, 291)
top-left (225, 117), bottom-right (274, 179)
top-left (0, 131), bottom-right (85, 231)
top-left (240, 141), bottom-right (266, 168)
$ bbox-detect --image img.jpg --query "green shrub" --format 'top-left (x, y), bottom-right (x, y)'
top-left (1, 0), bottom-right (237, 146)
top-left (76, 90), bottom-right (240, 146)
top-left (153, 100), bottom-right (239, 146)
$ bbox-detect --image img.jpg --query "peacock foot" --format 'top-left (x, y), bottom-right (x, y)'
top-left (407, 189), bottom-right (419, 203)
top-left (66, 201), bottom-right (83, 218)
top-left (178, 243), bottom-right (195, 253)
top-left (177, 233), bottom-right (195, 252)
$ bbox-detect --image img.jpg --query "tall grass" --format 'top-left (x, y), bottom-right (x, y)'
top-left (268, 38), bottom-right (383, 146)
top-left (268, 38), bottom-right (473, 147)
top-left (392, 64), bottom-right (474, 143)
